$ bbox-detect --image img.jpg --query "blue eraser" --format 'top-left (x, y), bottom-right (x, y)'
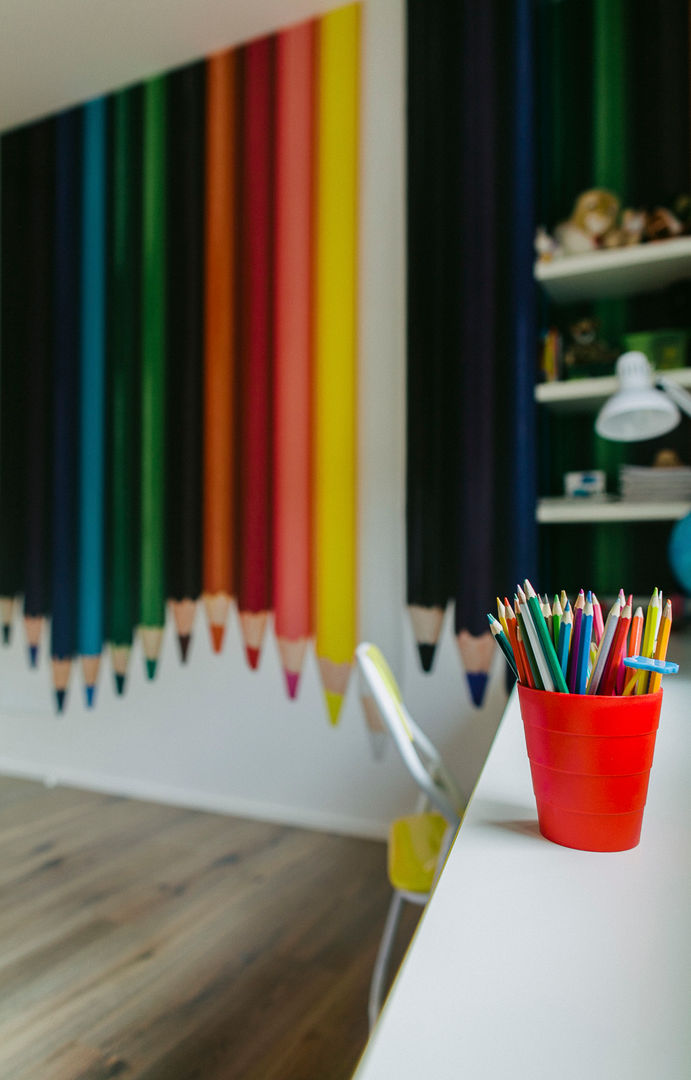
top-left (623, 656), bottom-right (679, 675)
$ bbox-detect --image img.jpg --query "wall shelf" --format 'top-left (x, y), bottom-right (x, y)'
top-left (536, 496), bottom-right (691, 524)
top-left (534, 236), bottom-right (691, 304)
top-left (535, 366), bottom-right (691, 413)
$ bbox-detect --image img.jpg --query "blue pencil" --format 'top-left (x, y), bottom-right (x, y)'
top-left (557, 600), bottom-right (572, 678)
top-left (575, 593), bottom-right (593, 695)
top-left (79, 97), bottom-right (107, 707)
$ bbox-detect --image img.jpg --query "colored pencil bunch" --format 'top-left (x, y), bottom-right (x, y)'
top-left (489, 583), bottom-right (675, 696)
top-left (0, 6), bottom-right (361, 721)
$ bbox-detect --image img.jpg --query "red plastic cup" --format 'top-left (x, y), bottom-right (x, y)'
top-left (517, 684), bottom-right (663, 852)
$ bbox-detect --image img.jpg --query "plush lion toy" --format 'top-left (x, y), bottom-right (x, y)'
top-left (554, 189), bottom-right (621, 254)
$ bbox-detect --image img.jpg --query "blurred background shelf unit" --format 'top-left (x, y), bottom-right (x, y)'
top-left (534, 240), bottom-right (691, 598)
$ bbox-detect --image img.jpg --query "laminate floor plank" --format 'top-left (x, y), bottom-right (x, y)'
top-left (0, 777), bottom-right (419, 1080)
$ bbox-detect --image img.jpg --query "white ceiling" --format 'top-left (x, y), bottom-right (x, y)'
top-left (0, 0), bottom-right (348, 132)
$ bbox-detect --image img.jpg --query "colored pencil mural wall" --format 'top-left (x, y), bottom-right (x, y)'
top-left (0, 4), bottom-right (360, 722)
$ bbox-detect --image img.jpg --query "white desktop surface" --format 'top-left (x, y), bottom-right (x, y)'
top-left (355, 634), bottom-right (691, 1080)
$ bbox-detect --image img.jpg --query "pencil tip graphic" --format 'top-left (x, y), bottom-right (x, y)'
top-left (284, 670), bottom-right (300, 699)
top-left (85, 685), bottom-right (96, 708)
top-left (55, 689), bottom-right (67, 714)
top-left (177, 634), bottom-right (191, 663)
top-left (114, 673), bottom-right (126, 696)
top-left (2, 625), bottom-right (10, 645)
top-left (417, 643), bottom-right (436, 672)
top-left (146, 658), bottom-right (158, 681)
top-left (245, 645), bottom-right (260, 670)
top-left (209, 624), bottom-right (225, 654)
top-left (466, 671), bottom-right (488, 709)
top-left (28, 644), bottom-right (39, 668)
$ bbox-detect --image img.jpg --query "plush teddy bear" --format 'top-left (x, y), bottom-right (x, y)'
top-left (564, 317), bottom-right (618, 376)
top-left (554, 188), bottom-right (621, 254)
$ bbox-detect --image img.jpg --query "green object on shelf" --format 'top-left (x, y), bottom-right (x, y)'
top-left (622, 329), bottom-right (689, 371)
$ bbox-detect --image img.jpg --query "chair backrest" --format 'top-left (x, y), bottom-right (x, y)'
top-left (356, 643), bottom-right (467, 828)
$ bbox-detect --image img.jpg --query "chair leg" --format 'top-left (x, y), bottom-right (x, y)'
top-left (368, 890), bottom-right (404, 1031)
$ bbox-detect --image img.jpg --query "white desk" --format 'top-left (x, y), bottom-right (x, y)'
top-left (355, 634), bottom-right (691, 1080)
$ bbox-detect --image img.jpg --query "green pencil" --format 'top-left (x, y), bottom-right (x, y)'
top-left (488, 614), bottom-right (518, 678)
top-left (524, 580), bottom-right (569, 693)
top-left (515, 596), bottom-right (543, 691)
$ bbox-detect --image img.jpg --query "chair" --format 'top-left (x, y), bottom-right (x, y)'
top-left (356, 642), bottom-right (468, 1029)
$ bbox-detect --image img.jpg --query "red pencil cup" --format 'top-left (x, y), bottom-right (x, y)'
top-left (517, 684), bottom-right (663, 852)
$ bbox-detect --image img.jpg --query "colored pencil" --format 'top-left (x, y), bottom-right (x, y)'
top-left (648, 599), bottom-right (672, 694)
top-left (23, 118), bottom-right (54, 669)
top-left (637, 588), bottom-right (660, 695)
top-left (273, 20), bottom-right (315, 698)
top-left (623, 605), bottom-right (644, 695)
top-left (108, 86), bottom-right (141, 695)
top-left (587, 597), bottom-right (621, 695)
top-left (79, 97), bottom-right (107, 706)
top-left (567, 588), bottom-right (585, 693)
top-left (615, 593), bottom-right (633, 694)
top-left (575, 593), bottom-right (593, 695)
top-left (515, 595), bottom-right (541, 690)
top-left (203, 49), bottom-right (237, 653)
top-left (517, 586), bottom-right (553, 691)
top-left (313, 5), bottom-right (360, 723)
top-left (503, 600), bottom-right (527, 684)
top-left (237, 36), bottom-right (275, 671)
top-left (405, 0), bottom-right (450, 674)
top-left (600, 596), bottom-right (632, 696)
top-left (0, 127), bottom-right (29, 644)
top-left (557, 600), bottom-right (572, 678)
top-left (166, 62), bottom-right (204, 664)
top-left (496, 597), bottom-right (508, 637)
top-left (524, 580), bottom-right (568, 693)
top-left (488, 614), bottom-right (518, 678)
top-left (51, 107), bottom-right (82, 712)
top-left (540, 594), bottom-right (552, 638)
top-left (551, 594), bottom-right (562, 651)
top-left (516, 619), bottom-right (536, 688)
top-left (592, 592), bottom-right (605, 645)
top-left (140, 77), bottom-right (167, 679)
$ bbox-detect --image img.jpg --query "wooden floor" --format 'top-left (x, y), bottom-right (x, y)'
top-left (0, 777), bottom-right (419, 1080)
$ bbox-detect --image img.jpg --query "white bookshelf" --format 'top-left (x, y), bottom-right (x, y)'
top-left (534, 235), bottom-right (691, 304)
top-left (536, 496), bottom-right (691, 524)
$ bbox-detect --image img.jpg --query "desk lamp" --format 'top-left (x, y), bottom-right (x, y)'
top-left (595, 351), bottom-right (691, 441)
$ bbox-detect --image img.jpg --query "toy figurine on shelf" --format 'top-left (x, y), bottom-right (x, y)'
top-left (563, 317), bottom-right (618, 378)
top-left (553, 188), bottom-right (621, 254)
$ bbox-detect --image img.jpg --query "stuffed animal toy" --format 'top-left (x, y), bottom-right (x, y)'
top-left (554, 189), bottom-right (621, 254)
top-left (602, 207), bottom-right (646, 248)
top-left (564, 317), bottom-right (618, 376)
top-left (644, 205), bottom-right (684, 241)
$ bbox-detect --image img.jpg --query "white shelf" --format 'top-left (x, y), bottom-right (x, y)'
top-left (536, 496), bottom-right (691, 523)
top-left (535, 366), bottom-right (691, 412)
top-left (534, 236), bottom-right (691, 303)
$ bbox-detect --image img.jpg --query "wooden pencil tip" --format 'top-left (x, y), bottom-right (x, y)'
top-left (417, 642), bottom-right (436, 673)
top-left (2, 624), bottom-right (10, 645)
top-left (209, 624), bottom-right (225, 654)
top-left (466, 671), bottom-right (488, 709)
top-left (145, 658), bottom-right (158, 681)
top-left (84, 684), bottom-right (96, 708)
top-left (284, 669), bottom-right (300, 699)
top-left (28, 644), bottom-right (39, 668)
top-left (325, 690), bottom-right (344, 725)
top-left (55, 689), bottom-right (67, 714)
top-left (177, 634), bottom-right (191, 663)
top-left (114, 673), bottom-right (126, 696)
top-left (245, 645), bottom-right (261, 670)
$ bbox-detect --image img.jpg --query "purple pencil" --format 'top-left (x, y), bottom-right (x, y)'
top-left (567, 589), bottom-right (585, 693)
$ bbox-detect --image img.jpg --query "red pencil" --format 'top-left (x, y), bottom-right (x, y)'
top-left (237, 37), bottom-right (275, 669)
top-left (503, 599), bottom-right (527, 684)
top-left (600, 597), bottom-right (632, 696)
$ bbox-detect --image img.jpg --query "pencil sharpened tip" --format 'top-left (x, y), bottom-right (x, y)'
top-left (85, 685), bottom-right (96, 708)
top-left (209, 624), bottom-right (225, 654)
top-left (284, 670), bottom-right (300, 699)
top-left (28, 644), bottom-right (39, 668)
top-left (245, 646), bottom-right (260, 670)
top-left (177, 634), bottom-right (191, 663)
top-left (145, 658), bottom-right (158, 681)
top-left (417, 643), bottom-right (436, 673)
top-left (2, 625), bottom-right (10, 645)
top-left (114, 673), bottom-right (127, 696)
top-left (55, 689), bottom-right (67, 714)
top-left (466, 672), bottom-right (488, 709)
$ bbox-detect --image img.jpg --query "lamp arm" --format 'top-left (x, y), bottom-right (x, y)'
top-left (656, 376), bottom-right (691, 419)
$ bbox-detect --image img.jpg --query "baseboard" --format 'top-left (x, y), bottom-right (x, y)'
top-left (0, 755), bottom-right (388, 841)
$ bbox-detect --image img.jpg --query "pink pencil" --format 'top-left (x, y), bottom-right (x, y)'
top-left (592, 592), bottom-right (605, 645)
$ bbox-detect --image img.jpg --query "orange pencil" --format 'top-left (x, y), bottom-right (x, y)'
top-left (203, 50), bottom-right (237, 653)
top-left (623, 605), bottom-right (644, 695)
top-left (648, 599), bottom-right (672, 694)
top-left (273, 21), bottom-right (315, 698)
top-left (503, 599), bottom-right (527, 684)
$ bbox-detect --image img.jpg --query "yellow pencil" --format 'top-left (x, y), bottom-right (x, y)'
top-left (648, 599), bottom-right (672, 694)
top-left (496, 596), bottom-right (508, 637)
top-left (313, 5), bottom-right (360, 724)
top-left (637, 588), bottom-right (660, 695)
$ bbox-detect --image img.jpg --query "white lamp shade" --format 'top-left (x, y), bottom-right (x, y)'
top-left (595, 351), bottom-right (681, 441)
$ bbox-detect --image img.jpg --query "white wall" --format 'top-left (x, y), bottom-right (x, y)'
top-left (0, 0), bottom-right (508, 838)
